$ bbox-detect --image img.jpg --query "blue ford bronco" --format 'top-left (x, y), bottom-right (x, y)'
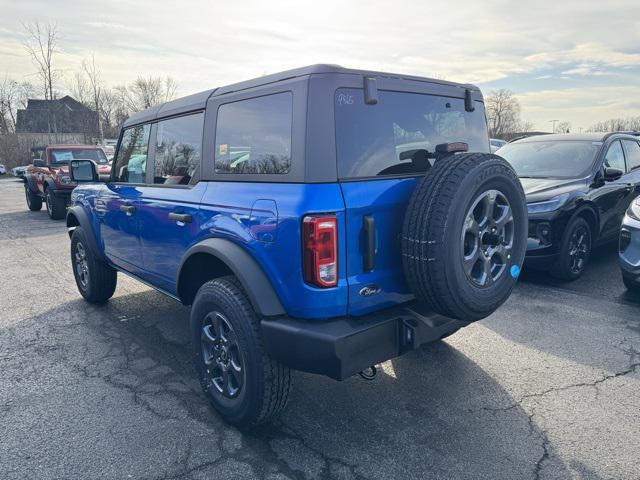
top-left (67, 65), bottom-right (527, 426)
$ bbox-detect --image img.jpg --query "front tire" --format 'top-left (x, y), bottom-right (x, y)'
top-left (25, 186), bottom-right (42, 211)
top-left (45, 188), bottom-right (66, 220)
top-left (551, 217), bottom-right (591, 281)
top-left (191, 276), bottom-right (291, 427)
top-left (71, 227), bottom-right (117, 303)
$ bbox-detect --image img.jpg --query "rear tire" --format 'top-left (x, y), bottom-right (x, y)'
top-left (25, 185), bottom-right (42, 211)
top-left (550, 217), bottom-right (591, 281)
top-left (191, 276), bottom-right (291, 427)
top-left (402, 153), bottom-right (527, 321)
top-left (45, 188), bottom-right (66, 220)
top-left (71, 227), bottom-right (117, 303)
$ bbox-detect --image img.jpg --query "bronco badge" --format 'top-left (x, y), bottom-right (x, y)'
top-left (359, 285), bottom-right (381, 297)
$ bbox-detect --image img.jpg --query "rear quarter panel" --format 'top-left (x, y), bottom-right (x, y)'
top-left (197, 181), bottom-right (348, 319)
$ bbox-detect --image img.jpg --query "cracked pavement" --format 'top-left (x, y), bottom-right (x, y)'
top-left (1, 176), bottom-right (639, 479)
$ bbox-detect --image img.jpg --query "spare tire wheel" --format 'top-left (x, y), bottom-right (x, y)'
top-left (402, 152), bottom-right (527, 321)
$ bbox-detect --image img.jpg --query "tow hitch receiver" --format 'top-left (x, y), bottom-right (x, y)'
top-left (358, 365), bottom-right (377, 381)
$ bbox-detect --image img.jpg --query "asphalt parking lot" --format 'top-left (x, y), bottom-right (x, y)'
top-left (1, 176), bottom-right (639, 480)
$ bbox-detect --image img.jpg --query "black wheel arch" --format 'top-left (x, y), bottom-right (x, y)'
top-left (571, 203), bottom-right (599, 241)
top-left (66, 206), bottom-right (105, 261)
top-left (177, 238), bottom-right (285, 317)
top-left (25, 175), bottom-right (40, 194)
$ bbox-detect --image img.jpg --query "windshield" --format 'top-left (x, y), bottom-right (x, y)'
top-left (497, 141), bottom-right (601, 178)
top-left (50, 149), bottom-right (108, 165)
top-left (335, 88), bottom-right (489, 178)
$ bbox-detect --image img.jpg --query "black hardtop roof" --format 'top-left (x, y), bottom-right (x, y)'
top-left (123, 64), bottom-right (481, 128)
top-left (512, 132), bottom-right (640, 144)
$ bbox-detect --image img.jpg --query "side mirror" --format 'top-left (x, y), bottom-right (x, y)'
top-left (33, 158), bottom-right (46, 168)
top-left (70, 160), bottom-right (99, 182)
top-left (604, 167), bottom-right (623, 181)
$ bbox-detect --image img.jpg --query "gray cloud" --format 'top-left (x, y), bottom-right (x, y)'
top-left (0, 0), bottom-right (638, 129)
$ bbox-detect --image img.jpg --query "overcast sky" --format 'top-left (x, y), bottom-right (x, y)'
top-left (1, 0), bottom-right (639, 131)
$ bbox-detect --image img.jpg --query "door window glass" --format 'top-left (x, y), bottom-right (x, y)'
top-left (623, 140), bottom-right (640, 171)
top-left (113, 124), bottom-right (151, 183)
top-left (154, 113), bottom-right (204, 185)
top-left (215, 92), bottom-right (292, 174)
top-left (604, 140), bottom-right (626, 172)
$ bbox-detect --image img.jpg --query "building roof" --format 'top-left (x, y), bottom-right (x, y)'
top-left (16, 96), bottom-right (98, 135)
top-left (123, 64), bottom-right (480, 128)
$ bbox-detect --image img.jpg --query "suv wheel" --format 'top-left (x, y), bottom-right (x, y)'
top-left (402, 153), bottom-right (527, 321)
top-left (551, 217), bottom-right (591, 281)
top-left (191, 276), bottom-right (291, 427)
top-left (25, 185), bottom-right (42, 211)
top-left (45, 188), bottom-right (66, 220)
top-left (70, 227), bottom-right (117, 303)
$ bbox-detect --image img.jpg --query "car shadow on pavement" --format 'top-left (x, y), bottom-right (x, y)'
top-left (250, 341), bottom-right (573, 479)
top-left (2, 289), bottom-right (572, 479)
top-left (485, 240), bottom-right (640, 372)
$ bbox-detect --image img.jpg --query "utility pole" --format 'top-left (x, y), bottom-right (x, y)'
top-left (549, 119), bottom-right (559, 133)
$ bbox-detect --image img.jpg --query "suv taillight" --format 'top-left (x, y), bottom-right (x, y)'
top-left (302, 215), bottom-right (338, 288)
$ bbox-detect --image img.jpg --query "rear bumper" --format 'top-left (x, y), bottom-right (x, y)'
top-left (261, 303), bottom-right (468, 381)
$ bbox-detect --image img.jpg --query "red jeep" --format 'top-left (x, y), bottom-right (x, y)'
top-left (24, 145), bottom-right (111, 219)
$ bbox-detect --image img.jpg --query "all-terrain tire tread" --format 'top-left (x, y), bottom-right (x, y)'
top-left (196, 277), bottom-right (291, 426)
top-left (71, 227), bottom-right (117, 303)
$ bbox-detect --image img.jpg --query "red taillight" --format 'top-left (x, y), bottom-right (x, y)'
top-left (302, 215), bottom-right (338, 288)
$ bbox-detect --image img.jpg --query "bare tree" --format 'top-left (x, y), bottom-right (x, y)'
top-left (68, 72), bottom-right (90, 105)
top-left (0, 76), bottom-right (20, 133)
top-left (589, 117), bottom-right (640, 132)
top-left (554, 121), bottom-right (571, 134)
top-left (115, 76), bottom-right (178, 112)
top-left (22, 21), bottom-right (58, 101)
top-left (519, 119), bottom-right (535, 133)
top-left (485, 89), bottom-right (522, 138)
top-left (0, 76), bottom-right (35, 133)
top-left (83, 53), bottom-right (104, 142)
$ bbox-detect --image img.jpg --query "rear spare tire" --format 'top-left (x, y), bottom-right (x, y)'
top-left (402, 152), bottom-right (527, 321)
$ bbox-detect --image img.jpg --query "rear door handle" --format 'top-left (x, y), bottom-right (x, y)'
top-left (363, 215), bottom-right (376, 272)
top-left (120, 205), bottom-right (135, 215)
top-left (168, 212), bottom-right (192, 224)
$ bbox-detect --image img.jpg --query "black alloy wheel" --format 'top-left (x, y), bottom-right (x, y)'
top-left (201, 311), bottom-right (245, 399)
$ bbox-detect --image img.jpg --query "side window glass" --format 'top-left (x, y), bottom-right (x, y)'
top-left (154, 113), bottom-right (204, 185)
top-left (113, 124), bottom-right (151, 183)
top-left (623, 140), bottom-right (640, 171)
top-left (215, 92), bottom-right (292, 174)
top-left (604, 141), bottom-right (625, 172)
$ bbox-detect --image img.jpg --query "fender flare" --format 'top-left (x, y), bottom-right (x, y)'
top-left (66, 206), bottom-right (106, 261)
top-left (571, 201), bottom-right (600, 239)
top-left (177, 238), bottom-right (286, 317)
top-left (44, 178), bottom-right (57, 193)
top-left (25, 174), bottom-right (39, 193)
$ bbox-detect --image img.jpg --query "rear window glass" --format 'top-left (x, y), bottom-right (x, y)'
top-left (215, 92), bottom-right (292, 174)
top-left (51, 149), bottom-right (107, 164)
top-left (335, 88), bottom-right (489, 178)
